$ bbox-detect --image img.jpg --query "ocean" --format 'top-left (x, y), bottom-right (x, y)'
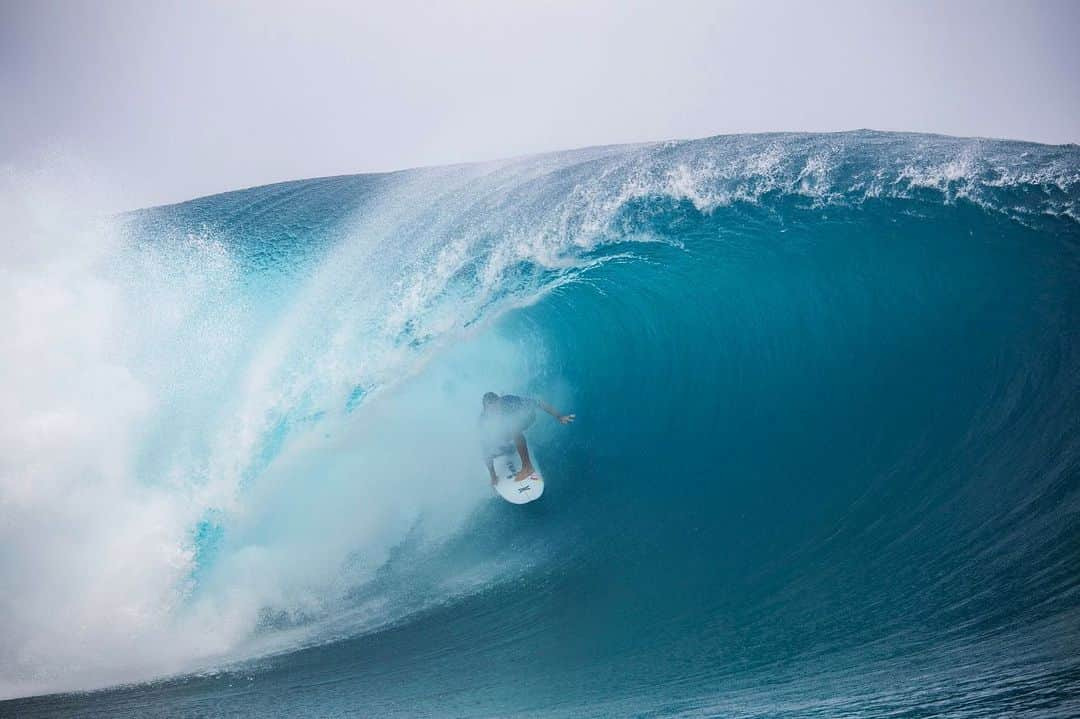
top-left (2, 131), bottom-right (1078, 717)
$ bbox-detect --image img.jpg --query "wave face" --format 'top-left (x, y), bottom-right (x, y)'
top-left (3, 131), bottom-right (1080, 717)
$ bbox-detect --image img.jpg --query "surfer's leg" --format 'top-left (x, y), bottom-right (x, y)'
top-left (513, 432), bottom-right (534, 481)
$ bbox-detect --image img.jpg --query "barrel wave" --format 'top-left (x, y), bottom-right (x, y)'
top-left (2, 131), bottom-right (1079, 717)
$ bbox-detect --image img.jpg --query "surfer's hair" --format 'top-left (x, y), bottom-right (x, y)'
top-left (482, 392), bottom-right (499, 406)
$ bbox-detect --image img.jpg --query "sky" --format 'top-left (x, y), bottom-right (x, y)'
top-left (2, 0), bottom-right (1079, 210)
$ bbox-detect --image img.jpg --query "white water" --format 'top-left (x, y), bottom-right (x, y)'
top-left (0, 164), bottom-right (541, 698)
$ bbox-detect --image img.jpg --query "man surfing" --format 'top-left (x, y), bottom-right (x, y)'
top-left (480, 392), bottom-right (574, 484)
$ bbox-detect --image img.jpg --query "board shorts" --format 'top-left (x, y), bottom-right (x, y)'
top-left (508, 406), bottom-right (536, 433)
top-left (485, 410), bottom-right (534, 458)
top-left (481, 396), bottom-right (537, 459)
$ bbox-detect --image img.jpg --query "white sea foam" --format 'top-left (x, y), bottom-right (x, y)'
top-left (0, 163), bottom-right (217, 696)
top-left (0, 165), bottom-right (520, 698)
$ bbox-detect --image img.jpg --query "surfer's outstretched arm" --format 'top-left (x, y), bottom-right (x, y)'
top-left (537, 400), bottom-right (575, 425)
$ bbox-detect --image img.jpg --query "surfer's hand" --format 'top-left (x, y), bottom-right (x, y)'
top-left (558, 413), bottom-right (575, 425)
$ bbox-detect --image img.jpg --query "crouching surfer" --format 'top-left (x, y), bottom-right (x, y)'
top-left (480, 392), bottom-right (574, 484)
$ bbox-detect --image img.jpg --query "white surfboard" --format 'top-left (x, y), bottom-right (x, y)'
top-left (491, 451), bottom-right (544, 504)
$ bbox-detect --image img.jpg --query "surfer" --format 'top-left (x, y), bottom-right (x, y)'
top-left (481, 392), bottom-right (574, 484)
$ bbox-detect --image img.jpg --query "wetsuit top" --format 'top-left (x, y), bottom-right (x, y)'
top-left (495, 394), bottom-right (537, 417)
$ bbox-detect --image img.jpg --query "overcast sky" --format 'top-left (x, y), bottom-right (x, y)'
top-left (3, 0), bottom-right (1079, 210)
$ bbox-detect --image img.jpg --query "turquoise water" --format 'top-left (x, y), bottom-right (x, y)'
top-left (2, 132), bottom-right (1079, 717)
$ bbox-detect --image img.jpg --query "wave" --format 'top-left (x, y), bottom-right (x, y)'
top-left (1, 131), bottom-right (1078, 716)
